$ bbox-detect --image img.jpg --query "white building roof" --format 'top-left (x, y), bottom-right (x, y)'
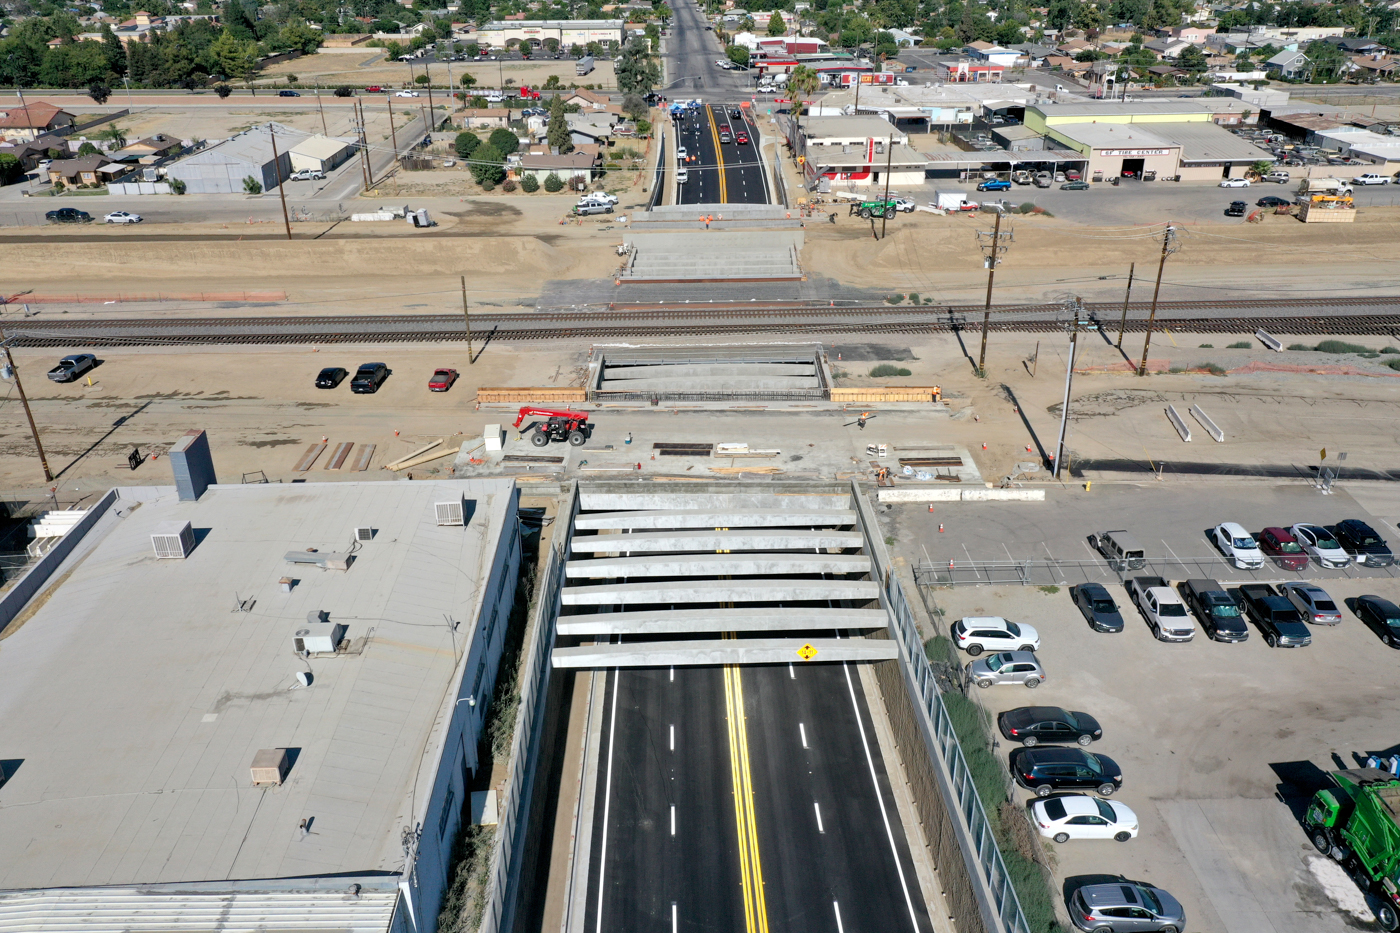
top-left (1052, 122), bottom-right (1178, 150)
top-left (1150, 121), bottom-right (1276, 163)
top-left (289, 134), bottom-right (354, 160)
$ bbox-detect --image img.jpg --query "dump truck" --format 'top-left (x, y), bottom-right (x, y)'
top-left (1305, 768), bottom-right (1400, 930)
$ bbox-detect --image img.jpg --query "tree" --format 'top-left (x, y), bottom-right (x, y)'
top-left (543, 74), bottom-right (561, 89)
top-left (616, 37), bottom-right (659, 93)
top-left (488, 127), bottom-right (520, 155)
top-left (788, 64), bottom-right (819, 127)
top-left (77, 141), bottom-right (100, 155)
top-left (414, 73), bottom-right (430, 84)
top-left (455, 131), bottom-right (481, 157)
top-left (543, 171), bottom-right (563, 191)
top-left (622, 93), bottom-right (648, 121)
top-left (97, 124), bottom-right (129, 149)
top-left (544, 37), bottom-right (559, 52)
top-left (768, 10), bottom-right (787, 35)
top-left (215, 83), bottom-right (233, 98)
top-left (520, 173), bottom-right (539, 191)
top-left (1176, 44), bottom-right (1207, 71)
top-left (727, 44), bottom-right (750, 67)
top-left (1305, 39), bottom-right (1346, 80)
top-left (470, 145), bottom-right (505, 185)
top-left (335, 85), bottom-right (354, 96)
top-left (0, 153), bottom-right (21, 187)
top-left (101, 24), bottom-right (127, 76)
top-left (459, 72), bottom-right (477, 89)
top-left (243, 174), bottom-right (263, 193)
top-left (210, 32), bottom-right (259, 89)
top-left (88, 82), bottom-right (112, 104)
top-left (168, 177), bottom-right (187, 194)
top-left (1249, 159), bottom-right (1273, 177)
top-left (547, 95), bottom-right (573, 152)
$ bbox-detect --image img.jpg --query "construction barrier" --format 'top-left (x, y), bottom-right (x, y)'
top-left (830, 386), bottom-right (942, 403)
top-left (476, 386), bottom-right (588, 404)
top-left (877, 487), bottom-right (1045, 503)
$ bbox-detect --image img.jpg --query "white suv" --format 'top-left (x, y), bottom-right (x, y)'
top-left (952, 616), bottom-right (1041, 656)
top-left (1352, 173), bottom-right (1390, 185)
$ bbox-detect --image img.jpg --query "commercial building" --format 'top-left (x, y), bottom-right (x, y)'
top-left (288, 134), bottom-right (355, 173)
top-left (1147, 121), bottom-right (1275, 180)
top-left (799, 115), bottom-right (907, 147)
top-left (474, 19), bottom-right (623, 49)
top-left (166, 123), bottom-right (295, 194)
top-left (1024, 99), bottom-right (1252, 133)
top-left (0, 445), bottom-right (522, 933)
top-left (1312, 126), bottom-right (1400, 170)
top-left (1042, 122), bottom-right (1181, 180)
top-left (802, 140), bottom-right (928, 188)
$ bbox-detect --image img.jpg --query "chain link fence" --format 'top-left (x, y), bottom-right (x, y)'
top-left (914, 552), bottom-right (1400, 587)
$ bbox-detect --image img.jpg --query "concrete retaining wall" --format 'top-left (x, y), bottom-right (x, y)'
top-left (0, 488), bottom-right (117, 639)
top-left (877, 487), bottom-right (1045, 503)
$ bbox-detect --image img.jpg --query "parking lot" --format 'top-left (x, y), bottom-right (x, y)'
top-left (886, 483), bottom-right (1400, 932)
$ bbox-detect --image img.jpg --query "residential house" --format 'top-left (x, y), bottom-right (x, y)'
top-left (1351, 54), bottom-right (1399, 80)
top-left (1266, 49), bottom-right (1310, 78)
top-left (47, 154), bottom-right (123, 187)
top-left (109, 134), bottom-right (183, 163)
top-left (1057, 38), bottom-right (1093, 54)
top-left (566, 112), bottom-right (616, 148)
top-left (458, 108), bottom-right (512, 129)
top-left (563, 88), bottom-right (612, 110)
top-left (1168, 26), bottom-right (1214, 43)
top-left (1145, 37), bottom-right (1192, 59)
top-left (0, 103), bottom-right (76, 143)
top-left (1045, 55), bottom-right (1093, 75)
top-left (1012, 42), bottom-right (1059, 66)
top-left (515, 151), bottom-right (594, 184)
top-left (968, 44), bottom-right (1021, 66)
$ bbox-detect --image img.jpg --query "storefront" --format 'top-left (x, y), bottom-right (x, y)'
top-left (1043, 123), bottom-right (1181, 180)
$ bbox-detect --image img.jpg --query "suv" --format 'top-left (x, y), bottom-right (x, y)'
top-left (1238, 583), bottom-right (1312, 647)
top-left (1330, 519), bottom-right (1394, 567)
top-left (1068, 882), bottom-right (1186, 933)
top-left (315, 366), bottom-right (347, 389)
top-left (1265, 170), bottom-right (1290, 183)
top-left (1089, 530), bottom-right (1146, 571)
top-left (952, 616), bottom-right (1040, 655)
top-left (1009, 746), bottom-right (1122, 796)
top-left (1181, 579), bottom-right (1248, 642)
top-left (350, 362), bottom-right (390, 394)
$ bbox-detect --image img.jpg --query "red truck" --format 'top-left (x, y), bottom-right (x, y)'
top-left (519, 86), bottom-right (542, 99)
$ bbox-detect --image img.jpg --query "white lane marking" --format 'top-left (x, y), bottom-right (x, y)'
top-left (844, 662), bottom-right (921, 932)
top-left (799, 722), bottom-right (808, 749)
top-left (671, 804), bottom-right (676, 836)
top-left (833, 900), bottom-right (845, 933)
top-left (788, 662), bottom-right (795, 680)
top-left (814, 801), bottom-right (825, 833)
top-left (672, 902), bottom-right (678, 933)
top-left (670, 723), bottom-right (675, 751)
top-left (670, 665), bottom-right (674, 682)
top-left (594, 668), bottom-right (621, 933)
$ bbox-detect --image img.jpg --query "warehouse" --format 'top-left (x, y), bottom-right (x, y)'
top-left (0, 440), bottom-right (522, 933)
top-left (474, 19), bottom-right (623, 49)
top-left (1148, 121), bottom-right (1275, 180)
top-left (289, 134), bottom-right (355, 174)
top-left (166, 123), bottom-right (294, 194)
top-left (1043, 122), bottom-right (1182, 180)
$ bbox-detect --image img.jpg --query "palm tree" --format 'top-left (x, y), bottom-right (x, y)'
top-left (788, 65), bottom-right (819, 131)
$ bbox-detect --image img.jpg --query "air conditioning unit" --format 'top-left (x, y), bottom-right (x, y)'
top-left (355, 526), bottom-right (374, 542)
top-left (151, 520), bottom-right (195, 559)
top-left (294, 610), bottom-right (346, 654)
top-left (436, 499), bottom-right (465, 526)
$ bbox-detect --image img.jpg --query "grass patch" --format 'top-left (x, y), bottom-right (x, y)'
top-left (1288, 343), bottom-right (1312, 351)
top-left (1359, 352), bottom-right (1380, 359)
top-left (1198, 362), bottom-right (1228, 376)
top-left (1226, 341), bottom-right (1252, 349)
top-left (1386, 359), bottom-right (1400, 372)
top-left (1315, 340), bottom-right (1370, 354)
top-left (1382, 347), bottom-right (1400, 355)
top-left (1198, 343), bottom-right (1214, 348)
top-left (1037, 585), bottom-right (1060, 595)
top-left (870, 364), bottom-right (912, 377)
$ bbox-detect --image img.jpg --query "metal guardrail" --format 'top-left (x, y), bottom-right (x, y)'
top-left (479, 484), bottom-right (578, 933)
top-left (852, 484), bottom-right (1032, 933)
top-left (914, 553), bottom-right (1400, 587)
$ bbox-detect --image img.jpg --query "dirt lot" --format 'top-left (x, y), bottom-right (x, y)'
top-left (64, 101), bottom-right (403, 149)
top-left (258, 52), bottom-right (618, 91)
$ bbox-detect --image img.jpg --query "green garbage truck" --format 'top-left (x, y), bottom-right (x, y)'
top-left (1305, 767), bottom-right (1400, 930)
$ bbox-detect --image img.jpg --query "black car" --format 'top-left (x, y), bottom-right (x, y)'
top-left (349, 362), bottom-right (390, 394)
top-left (1073, 583), bottom-right (1124, 633)
top-left (315, 366), bottom-right (348, 389)
top-left (1257, 195), bottom-right (1290, 208)
top-left (1009, 746), bottom-right (1122, 797)
top-left (1330, 519), bottom-right (1395, 567)
top-left (278, 89), bottom-right (301, 97)
top-left (1181, 578), bottom-right (1249, 642)
top-left (729, 107), bottom-right (742, 119)
top-left (45, 207), bottom-right (92, 224)
top-left (997, 706), bottom-right (1103, 747)
top-left (1225, 200), bottom-right (1247, 217)
top-left (1354, 595), bottom-right (1400, 647)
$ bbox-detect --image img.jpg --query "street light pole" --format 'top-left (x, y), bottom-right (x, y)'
top-left (461, 276), bottom-right (473, 363)
top-left (1138, 225), bottom-right (1178, 377)
top-left (879, 134), bottom-right (893, 239)
top-left (0, 327), bottom-right (53, 482)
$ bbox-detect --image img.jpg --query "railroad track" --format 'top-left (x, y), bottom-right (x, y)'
top-left (7, 299), bottom-right (1400, 346)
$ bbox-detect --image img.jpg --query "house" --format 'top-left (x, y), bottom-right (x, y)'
top-left (109, 134), bottom-right (183, 163)
top-left (1145, 38), bottom-right (1192, 59)
top-left (165, 123), bottom-right (294, 193)
top-left (1147, 64), bottom-right (1189, 81)
top-left (515, 151), bottom-right (594, 184)
top-left (1168, 26), bottom-right (1214, 43)
top-left (1045, 55), bottom-right (1093, 75)
top-left (1058, 38), bottom-right (1092, 54)
top-left (47, 154), bottom-right (123, 187)
top-left (457, 108), bottom-right (512, 129)
top-left (0, 103), bottom-right (76, 143)
top-left (1266, 49), bottom-right (1311, 78)
top-left (1351, 54), bottom-right (1399, 80)
top-left (566, 112), bottom-right (616, 147)
top-left (563, 88), bottom-right (611, 110)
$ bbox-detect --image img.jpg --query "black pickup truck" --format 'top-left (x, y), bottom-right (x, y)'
top-left (1237, 583), bottom-right (1312, 648)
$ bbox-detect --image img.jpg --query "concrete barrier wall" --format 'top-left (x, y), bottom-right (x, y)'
top-left (477, 386), bottom-right (588, 404)
top-left (0, 488), bottom-right (118, 638)
top-left (877, 487), bottom-right (1045, 503)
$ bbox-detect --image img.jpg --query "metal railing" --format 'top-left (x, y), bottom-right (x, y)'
top-left (479, 484), bottom-right (578, 933)
top-left (914, 553), bottom-right (1400, 587)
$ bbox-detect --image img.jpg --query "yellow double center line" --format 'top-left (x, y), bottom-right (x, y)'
top-left (706, 104), bottom-right (729, 204)
top-left (723, 634), bottom-right (768, 933)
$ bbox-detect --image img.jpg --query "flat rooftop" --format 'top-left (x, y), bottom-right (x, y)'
top-left (1051, 122), bottom-right (1178, 150)
top-left (1151, 121), bottom-right (1276, 163)
top-left (0, 479), bottom-right (513, 890)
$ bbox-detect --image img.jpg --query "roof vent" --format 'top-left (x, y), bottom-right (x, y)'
top-left (151, 520), bottom-right (194, 559)
top-left (250, 748), bottom-right (290, 785)
top-left (436, 498), bottom-right (465, 526)
top-left (355, 526), bottom-right (374, 542)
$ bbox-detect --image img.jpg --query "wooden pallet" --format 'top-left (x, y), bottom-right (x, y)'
top-left (352, 444), bottom-right (376, 471)
top-left (326, 442), bottom-right (355, 470)
top-left (293, 443), bottom-right (327, 472)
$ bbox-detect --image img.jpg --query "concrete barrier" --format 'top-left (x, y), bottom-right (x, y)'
top-left (1190, 404), bottom-right (1225, 442)
top-left (1165, 404), bottom-right (1192, 442)
top-left (1255, 328), bottom-right (1283, 351)
top-left (831, 386), bottom-right (942, 403)
top-left (350, 212), bottom-right (395, 221)
top-left (877, 487), bottom-right (1044, 503)
top-left (960, 487), bottom-right (1045, 502)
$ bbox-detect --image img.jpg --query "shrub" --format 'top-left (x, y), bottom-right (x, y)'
top-left (1360, 352), bottom-right (1380, 359)
top-left (501, 178), bottom-right (516, 192)
top-left (215, 83), bottom-right (233, 99)
top-left (885, 294), bottom-right (904, 305)
top-left (520, 174), bottom-right (539, 192)
top-left (480, 178), bottom-right (495, 191)
top-left (1315, 340), bottom-right (1370, 354)
top-left (870, 364), bottom-right (912, 377)
top-left (242, 175), bottom-right (262, 194)
top-left (414, 74), bottom-right (430, 85)
top-left (907, 292), bottom-right (920, 304)
top-left (1382, 347), bottom-right (1400, 354)
top-left (1016, 201), bottom-right (1035, 214)
top-left (454, 131), bottom-right (480, 158)
top-left (1198, 343), bottom-right (1214, 348)
top-left (285, 74), bottom-right (297, 84)
top-left (543, 172), bottom-right (563, 192)
top-left (168, 178), bottom-right (186, 195)
top-left (1287, 343), bottom-right (1311, 351)
top-left (1198, 362), bottom-right (1227, 376)
top-left (1386, 359), bottom-right (1400, 372)
top-left (1226, 341), bottom-right (1251, 348)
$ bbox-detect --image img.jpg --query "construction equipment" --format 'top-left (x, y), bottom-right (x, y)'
top-left (512, 407), bottom-right (591, 448)
top-left (849, 199), bottom-right (900, 220)
top-left (1305, 768), bottom-right (1400, 931)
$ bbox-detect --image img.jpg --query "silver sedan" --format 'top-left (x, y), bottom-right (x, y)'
top-left (967, 651), bottom-right (1046, 688)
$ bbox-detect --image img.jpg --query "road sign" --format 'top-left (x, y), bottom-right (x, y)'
top-left (797, 643), bottom-right (818, 661)
top-left (1320, 448), bottom-right (1326, 460)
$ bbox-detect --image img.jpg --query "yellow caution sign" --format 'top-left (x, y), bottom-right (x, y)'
top-left (797, 643), bottom-right (818, 662)
top-left (1320, 448), bottom-right (1327, 461)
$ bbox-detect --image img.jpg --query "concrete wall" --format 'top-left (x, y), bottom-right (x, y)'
top-left (876, 487), bottom-right (1045, 503)
top-left (0, 488), bottom-right (117, 639)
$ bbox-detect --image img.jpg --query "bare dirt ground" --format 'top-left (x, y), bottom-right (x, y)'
top-left (66, 102), bottom-right (404, 148)
top-left (258, 53), bottom-right (618, 91)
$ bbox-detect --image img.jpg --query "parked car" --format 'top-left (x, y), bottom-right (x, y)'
top-left (889, 196), bottom-right (915, 212)
top-left (1180, 578), bottom-right (1249, 642)
top-left (314, 366), bottom-right (347, 389)
top-left (1264, 171), bottom-right (1290, 183)
top-left (288, 169), bottom-right (325, 181)
top-left (365, 85), bottom-right (384, 92)
top-left (1064, 169), bottom-right (1082, 180)
top-left (428, 368), bottom-right (458, 391)
top-left (45, 207), bottom-right (92, 224)
top-left (1220, 177), bottom-right (1251, 187)
top-left (1009, 746), bottom-right (1121, 796)
top-left (1353, 595), bottom-right (1400, 647)
top-left (349, 362), bottom-right (390, 393)
top-left (573, 202), bottom-right (613, 215)
top-left (1352, 173), bottom-right (1391, 185)
top-left (1061, 180), bottom-right (1090, 190)
top-left (966, 651), bottom-right (1045, 688)
top-left (1330, 519), bottom-right (1395, 567)
top-left (1280, 582), bottom-right (1342, 625)
top-left (1258, 526), bottom-right (1309, 571)
top-left (1068, 882), bottom-right (1185, 933)
top-left (1073, 582), bottom-right (1125, 633)
top-left (1291, 522), bottom-right (1351, 568)
top-left (1256, 195), bottom-right (1290, 208)
top-left (585, 191), bottom-right (619, 205)
top-left (1088, 530), bottom-right (1146, 570)
top-left (1238, 583), bottom-right (1312, 647)
top-left (278, 89), bottom-right (301, 97)
top-left (1030, 794), bottom-right (1138, 843)
top-left (951, 616), bottom-right (1040, 655)
top-left (47, 353), bottom-right (97, 383)
top-left (997, 706), bottom-right (1102, 746)
top-left (103, 210), bottom-right (142, 224)
top-left (977, 178), bottom-right (1012, 191)
top-left (1214, 522), bottom-right (1265, 568)
top-left (1225, 200), bottom-right (1248, 217)
top-left (1126, 576), bottom-right (1195, 641)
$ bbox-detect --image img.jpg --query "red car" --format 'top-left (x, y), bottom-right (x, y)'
top-left (428, 368), bottom-right (459, 391)
top-left (735, 131), bottom-right (749, 144)
top-left (1259, 526), bottom-right (1310, 571)
top-left (1064, 169), bottom-right (1082, 181)
top-left (365, 85), bottom-right (383, 92)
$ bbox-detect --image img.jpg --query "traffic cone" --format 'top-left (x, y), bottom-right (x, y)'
top-left (395, 430), bottom-right (400, 436)
top-left (982, 442), bottom-right (988, 450)
top-left (939, 523), bottom-right (944, 532)
top-left (928, 504), bottom-right (934, 513)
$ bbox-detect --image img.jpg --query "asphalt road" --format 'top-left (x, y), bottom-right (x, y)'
top-left (673, 104), bottom-right (769, 205)
top-left (586, 658), bottom-right (933, 933)
top-left (663, 0), bottom-right (747, 99)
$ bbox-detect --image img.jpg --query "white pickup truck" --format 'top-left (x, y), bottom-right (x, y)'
top-left (1352, 173), bottom-right (1391, 186)
top-left (1126, 576), bottom-right (1196, 642)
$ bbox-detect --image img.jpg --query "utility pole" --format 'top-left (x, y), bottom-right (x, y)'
top-left (461, 276), bottom-right (474, 363)
top-left (1116, 261), bottom-right (1135, 347)
top-left (1138, 225), bottom-right (1179, 376)
top-left (315, 84), bottom-right (328, 136)
top-left (268, 124), bottom-right (292, 240)
top-left (1053, 303), bottom-right (1084, 480)
top-left (879, 134), bottom-right (893, 239)
top-left (387, 95), bottom-right (400, 170)
top-left (975, 210), bottom-right (1012, 377)
top-left (425, 72), bottom-right (436, 132)
top-left (358, 100), bottom-right (375, 189)
top-left (0, 327), bottom-right (53, 482)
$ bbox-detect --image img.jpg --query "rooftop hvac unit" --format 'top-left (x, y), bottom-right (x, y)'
top-left (250, 748), bottom-right (290, 785)
top-left (436, 499), bottom-right (465, 526)
top-left (294, 610), bottom-right (346, 654)
top-left (151, 521), bottom-right (195, 559)
top-left (355, 526), bottom-right (374, 542)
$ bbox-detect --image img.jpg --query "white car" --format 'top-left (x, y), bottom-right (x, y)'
top-left (1352, 173), bottom-right (1390, 185)
top-left (676, 167), bottom-right (689, 183)
top-left (395, 90), bottom-right (420, 98)
top-left (103, 210), bottom-right (142, 224)
top-left (1214, 521), bottom-right (1265, 568)
top-left (1290, 522), bottom-right (1351, 568)
top-left (676, 146), bottom-right (688, 161)
top-left (951, 616), bottom-right (1040, 656)
top-left (1219, 177), bottom-right (1251, 188)
top-left (1029, 794), bottom-right (1138, 843)
top-left (288, 169), bottom-right (324, 181)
